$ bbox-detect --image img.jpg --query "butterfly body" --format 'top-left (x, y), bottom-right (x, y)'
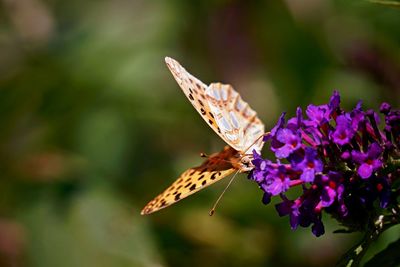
top-left (141, 57), bottom-right (265, 215)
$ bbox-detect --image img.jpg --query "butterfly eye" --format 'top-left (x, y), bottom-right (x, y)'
top-left (241, 157), bottom-right (250, 165)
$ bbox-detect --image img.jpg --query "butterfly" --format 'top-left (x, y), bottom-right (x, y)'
top-left (140, 57), bottom-right (265, 215)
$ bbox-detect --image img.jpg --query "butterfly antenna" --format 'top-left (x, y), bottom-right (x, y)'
top-left (209, 168), bottom-right (241, 216)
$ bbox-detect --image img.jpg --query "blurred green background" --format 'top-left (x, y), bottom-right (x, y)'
top-left (0, 0), bottom-right (399, 266)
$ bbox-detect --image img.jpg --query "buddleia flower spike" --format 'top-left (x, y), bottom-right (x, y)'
top-left (249, 91), bottom-right (400, 265)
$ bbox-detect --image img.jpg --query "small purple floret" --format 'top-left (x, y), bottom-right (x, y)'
top-left (351, 143), bottom-right (383, 179)
top-left (293, 148), bottom-right (323, 183)
top-left (272, 129), bottom-right (301, 158)
top-left (304, 104), bottom-right (330, 127)
top-left (331, 115), bottom-right (355, 145)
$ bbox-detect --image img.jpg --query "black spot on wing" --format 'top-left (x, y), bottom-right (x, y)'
top-left (189, 184), bottom-right (197, 191)
top-left (189, 94), bottom-right (194, 101)
top-left (175, 193), bottom-right (181, 201)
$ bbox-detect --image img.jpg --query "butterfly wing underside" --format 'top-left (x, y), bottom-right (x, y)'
top-left (165, 57), bottom-right (264, 154)
top-left (141, 146), bottom-right (239, 215)
top-left (206, 83), bottom-right (265, 154)
top-left (165, 57), bottom-right (221, 134)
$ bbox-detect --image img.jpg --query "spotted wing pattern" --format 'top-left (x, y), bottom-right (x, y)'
top-left (165, 57), bottom-right (221, 136)
top-left (206, 83), bottom-right (265, 154)
top-left (165, 57), bottom-right (264, 154)
top-left (141, 146), bottom-right (239, 215)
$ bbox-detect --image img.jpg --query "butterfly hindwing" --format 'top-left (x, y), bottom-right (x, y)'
top-left (206, 83), bottom-right (265, 154)
top-left (141, 146), bottom-right (239, 215)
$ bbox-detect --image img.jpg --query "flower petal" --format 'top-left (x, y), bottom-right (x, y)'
top-left (358, 163), bottom-right (373, 179)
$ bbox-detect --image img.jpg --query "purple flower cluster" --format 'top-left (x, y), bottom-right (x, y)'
top-left (249, 91), bottom-right (400, 237)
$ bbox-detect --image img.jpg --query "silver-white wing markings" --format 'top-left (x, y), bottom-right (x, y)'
top-left (165, 57), bottom-right (264, 154)
top-left (206, 83), bottom-right (264, 154)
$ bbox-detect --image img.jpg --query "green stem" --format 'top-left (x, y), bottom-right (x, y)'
top-left (336, 215), bottom-right (400, 267)
top-left (367, 0), bottom-right (400, 8)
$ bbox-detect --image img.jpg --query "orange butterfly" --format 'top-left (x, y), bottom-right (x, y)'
top-left (141, 57), bottom-right (265, 215)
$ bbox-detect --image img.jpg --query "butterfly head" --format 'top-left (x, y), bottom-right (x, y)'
top-left (239, 154), bottom-right (255, 172)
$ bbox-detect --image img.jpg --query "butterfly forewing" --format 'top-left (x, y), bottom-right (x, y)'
top-left (141, 146), bottom-right (239, 215)
top-left (165, 57), bottom-right (221, 134)
top-left (206, 83), bottom-right (265, 154)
